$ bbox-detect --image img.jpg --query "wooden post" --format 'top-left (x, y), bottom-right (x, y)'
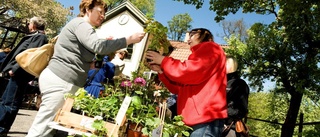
top-left (298, 113), bottom-right (303, 137)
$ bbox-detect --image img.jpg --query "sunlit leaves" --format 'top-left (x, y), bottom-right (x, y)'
top-left (249, 91), bottom-right (320, 136)
top-left (104, 0), bottom-right (155, 16)
top-left (1, 0), bottom-right (71, 37)
top-left (167, 13), bottom-right (192, 41)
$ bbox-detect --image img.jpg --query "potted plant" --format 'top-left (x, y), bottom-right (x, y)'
top-left (144, 18), bottom-right (170, 55)
top-left (64, 69), bottom-right (191, 137)
top-left (119, 71), bottom-right (169, 137)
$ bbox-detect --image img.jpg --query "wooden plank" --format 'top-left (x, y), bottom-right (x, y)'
top-left (61, 98), bottom-right (74, 111)
top-left (54, 110), bottom-right (119, 137)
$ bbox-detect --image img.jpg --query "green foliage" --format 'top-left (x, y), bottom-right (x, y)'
top-left (0, 0), bottom-right (72, 37)
top-left (163, 115), bottom-right (192, 137)
top-left (66, 88), bottom-right (123, 121)
top-left (224, 35), bottom-right (247, 74)
top-left (141, 115), bottom-right (192, 137)
top-left (248, 91), bottom-right (320, 136)
top-left (167, 13), bottom-right (193, 41)
top-left (91, 118), bottom-right (108, 137)
top-left (105, 0), bottom-right (155, 16)
top-left (144, 18), bottom-right (170, 53)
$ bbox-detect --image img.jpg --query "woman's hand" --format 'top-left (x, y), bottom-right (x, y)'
top-left (146, 51), bottom-right (164, 65)
top-left (126, 32), bottom-right (145, 45)
top-left (149, 64), bottom-right (163, 74)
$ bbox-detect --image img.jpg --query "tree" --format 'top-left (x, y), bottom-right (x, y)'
top-left (0, 0), bottom-right (72, 38)
top-left (174, 0), bottom-right (320, 136)
top-left (248, 91), bottom-right (320, 136)
top-left (218, 18), bottom-right (248, 42)
top-left (105, 0), bottom-right (155, 16)
top-left (167, 13), bottom-right (192, 41)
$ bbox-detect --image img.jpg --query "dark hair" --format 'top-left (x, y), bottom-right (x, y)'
top-left (78, 0), bottom-right (108, 17)
top-left (189, 28), bottom-right (214, 42)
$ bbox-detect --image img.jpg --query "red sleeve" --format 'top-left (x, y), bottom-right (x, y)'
top-left (158, 73), bottom-right (180, 94)
top-left (160, 42), bottom-right (225, 85)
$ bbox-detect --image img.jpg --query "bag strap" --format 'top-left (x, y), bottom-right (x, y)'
top-left (84, 69), bottom-right (99, 87)
top-left (225, 121), bottom-right (235, 130)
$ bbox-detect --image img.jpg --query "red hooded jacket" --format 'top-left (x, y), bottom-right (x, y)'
top-left (159, 41), bottom-right (227, 126)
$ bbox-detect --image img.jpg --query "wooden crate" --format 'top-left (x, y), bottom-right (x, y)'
top-left (53, 98), bottom-right (125, 137)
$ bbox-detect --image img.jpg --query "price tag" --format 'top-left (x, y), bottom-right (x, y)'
top-left (115, 96), bottom-right (131, 125)
top-left (79, 118), bottom-right (95, 131)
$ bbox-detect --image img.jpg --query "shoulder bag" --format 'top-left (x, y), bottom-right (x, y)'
top-left (15, 36), bottom-right (58, 77)
top-left (236, 119), bottom-right (249, 137)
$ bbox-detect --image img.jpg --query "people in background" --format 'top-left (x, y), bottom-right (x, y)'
top-left (0, 48), bottom-right (11, 65)
top-left (0, 16), bottom-right (48, 136)
top-left (103, 55), bottom-right (116, 85)
top-left (26, 0), bottom-right (145, 136)
top-left (84, 55), bottom-right (115, 98)
top-left (111, 48), bottom-right (128, 77)
top-left (224, 55), bottom-right (249, 137)
top-left (146, 28), bottom-right (227, 137)
top-left (0, 47), bottom-right (11, 96)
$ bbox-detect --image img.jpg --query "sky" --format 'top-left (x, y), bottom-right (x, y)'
top-left (56, 0), bottom-right (276, 91)
top-left (57, 0), bottom-right (275, 45)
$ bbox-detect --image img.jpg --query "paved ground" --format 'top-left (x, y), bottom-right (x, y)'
top-left (7, 103), bottom-right (83, 137)
top-left (8, 106), bottom-right (38, 137)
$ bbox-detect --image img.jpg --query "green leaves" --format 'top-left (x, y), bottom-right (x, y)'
top-left (144, 18), bottom-right (170, 53)
top-left (167, 13), bottom-right (193, 41)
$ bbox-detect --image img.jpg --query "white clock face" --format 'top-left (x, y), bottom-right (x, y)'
top-left (118, 14), bottom-right (129, 25)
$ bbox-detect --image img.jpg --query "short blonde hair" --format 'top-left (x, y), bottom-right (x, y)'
top-left (226, 55), bottom-right (238, 74)
top-left (78, 0), bottom-right (108, 17)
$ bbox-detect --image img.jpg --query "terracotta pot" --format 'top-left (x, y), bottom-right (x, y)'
top-left (128, 123), bottom-right (143, 131)
top-left (127, 129), bottom-right (142, 137)
top-left (127, 129), bottom-right (149, 137)
top-left (141, 134), bottom-right (149, 137)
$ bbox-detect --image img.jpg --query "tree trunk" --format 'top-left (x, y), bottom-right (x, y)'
top-left (281, 91), bottom-right (303, 137)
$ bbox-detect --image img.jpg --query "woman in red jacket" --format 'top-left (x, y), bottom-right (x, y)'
top-left (146, 28), bottom-right (227, 137)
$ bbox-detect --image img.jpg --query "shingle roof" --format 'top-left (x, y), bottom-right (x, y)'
top-left (169, 41), bottom-right (191, 62)
top-left (169, 41), bottom-right (228, 62)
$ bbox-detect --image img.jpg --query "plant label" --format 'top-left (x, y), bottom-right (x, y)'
top-left (152, 124), bottom-right (163, 137)
top-left (115, 96), bottom-right (132, 125)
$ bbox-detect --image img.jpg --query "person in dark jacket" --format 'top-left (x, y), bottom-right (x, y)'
top-left (0, 16), bottom-right (48, 135)
top-left (0, 48), bottom-right (11, 65)
top-left (0, 48), bottom-right (11, 96)
top-left (224, 55), bottom-right (249, 137)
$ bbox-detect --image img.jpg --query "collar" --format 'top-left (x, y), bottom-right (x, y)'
top-left (227, 71), bottom-right (240, 80)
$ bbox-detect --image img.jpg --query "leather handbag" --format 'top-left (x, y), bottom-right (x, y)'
top-left (15, 36), bottom-right (58, 77)
top-left (235, 119), bottom-right (249, 137)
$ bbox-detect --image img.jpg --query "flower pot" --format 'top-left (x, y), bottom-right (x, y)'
top-left (141, 134), bottom-right (149, 137)
top-left (128, 123), bottom-right (143, 131)
top-left (127, 129), bottom-right (142, 137)
top-left (127, 122), bottom-right (145, 137)
top-left (127, 129), bottom-right (149, 137)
